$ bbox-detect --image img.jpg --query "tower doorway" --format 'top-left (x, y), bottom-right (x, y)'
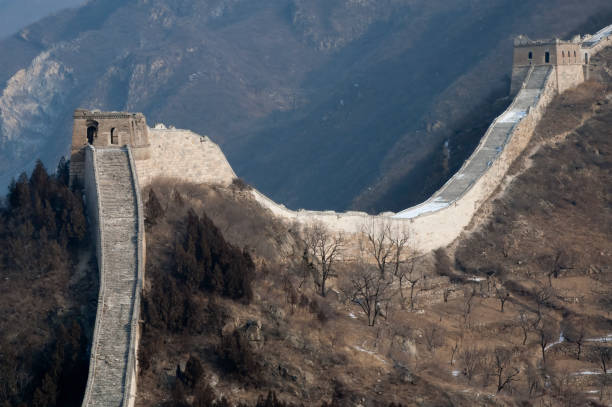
top-left (86, 120), bottom-right (99, 145)
top-left (545, 52), bottom-right (550, 63)
top-left (87, 126), bottom-right (97, 144)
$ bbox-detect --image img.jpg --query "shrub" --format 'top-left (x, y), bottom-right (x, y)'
top-left (173, 209), bottom-right (255, 303)
top-left (217, 329), bottom-right (258, 377)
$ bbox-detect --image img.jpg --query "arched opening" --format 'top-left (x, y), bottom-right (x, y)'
top-left (528, 51), bottom-right (533, 60)
top-left (87, 126), bottom-right (97, 144)
top-left (545, 52), bottom-right (550, 63)
top-left (86, 120), bottom-right (98, 145)
top-left (585, 53), bottom-right (589, 64)
top-left (111, 128), bottom-right (119, 145)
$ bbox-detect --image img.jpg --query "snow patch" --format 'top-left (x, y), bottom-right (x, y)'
top-left (498, 110), bottom-right (527, 124)
top-left (393, 198), bottom-right (449, 219)
top-left (354, 346), bottom-right (387, 364)
top-left (545, 332), bottom-right (565, 350)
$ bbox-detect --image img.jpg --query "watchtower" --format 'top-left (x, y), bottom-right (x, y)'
top-left (510, 35), bottom-right (588, 95)
top-left (69, 109), bottom-right (151, 186)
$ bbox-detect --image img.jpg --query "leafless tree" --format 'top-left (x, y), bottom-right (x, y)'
top-left (491, 347), bottom-right (520, 393)
top-left (345, 263), bottom-right (394, 326)
top-left (397, 259), bottom-right (420, 311)
top-left (536, 318), bottom-right (558, 364)
top-left (495, 285), bottom-right (510, 312)
top-left (525, 362), bottom-right (543, 398)
top-left (534, 285), bottom-right (554, 320)
top-left (595, 344), bottom-right (611, 375)
top-left (303, 223), bottom-right (344, 297)
top-left (462, 287), bottom-right (477, 327)
top-left (450, 339), bottom-right (460, 366)
top-left (423, 323), bottom-right (445, 353)
top-left (564, 322), bottom-right (586, 360)
top-left (361, 220), bottom-right (411, 278)
top-left (547, 249), bottom-right (573, 286)
top-left (443, 288), bottom-right (452, 303)
top-left (518, 310), bottom-right (535, 346)
top-left (460, 346), bottom-right (484, 383)
top-left (594, 345), bottom-right (611, 401)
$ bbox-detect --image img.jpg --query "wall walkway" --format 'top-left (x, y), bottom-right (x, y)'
top-left (82, 146), bottom-right (144, 407)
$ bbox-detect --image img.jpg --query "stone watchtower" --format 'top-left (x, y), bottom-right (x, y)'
top-left (69, 109), bottom-right (151, 186)
top-left (510, 35), bottom-right (587, 95)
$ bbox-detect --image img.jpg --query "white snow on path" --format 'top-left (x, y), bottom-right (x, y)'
top-left (545, 332), bottom-right (565, 350)
top-left (586, 333), bottom-right (612, 342)
top-left (573, 370), bottom-right (612, 376)
top-left (498, 110), bottom-right (527, 124)
top-left (353, 345), bottom-right (388, 364)
top-left (393, 199), bottom-right (448, 219)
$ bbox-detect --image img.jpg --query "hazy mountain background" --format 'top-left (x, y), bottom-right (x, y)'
top-left (0, 0), bottom-right (85, 39)
top-left (1, 0), bottom-right (611, 212)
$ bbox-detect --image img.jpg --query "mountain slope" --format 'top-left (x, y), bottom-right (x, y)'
top-left (0, 0), bottom-right (611, 212)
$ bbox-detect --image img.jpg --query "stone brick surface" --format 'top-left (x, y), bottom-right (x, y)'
top-left (82, 147), bottom-right (140, 407)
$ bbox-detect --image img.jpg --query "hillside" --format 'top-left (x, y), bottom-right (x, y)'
top-left (134, 48), bottom-right (612, 406)
top-left (0, 162), bottom-right (96, 407)
top-left (1, 0), bottom-right (612, 212)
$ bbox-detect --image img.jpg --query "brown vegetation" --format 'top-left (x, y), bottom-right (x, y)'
top-left (0, 159), bottom-right (96, 407)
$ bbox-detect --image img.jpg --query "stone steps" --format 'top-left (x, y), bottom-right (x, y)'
top-left (83, 147), bottom-right (139, 407)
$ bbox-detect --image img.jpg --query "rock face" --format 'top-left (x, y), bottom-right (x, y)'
top-left (82, 147), bottom-right (141, 407)
top-left (1, 0), bottom-right (611, 210)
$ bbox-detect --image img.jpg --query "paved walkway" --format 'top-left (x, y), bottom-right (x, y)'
top-left (394, 65), bottom-right (552, 219)
top-left (82, 147), bottom-right (139, 407)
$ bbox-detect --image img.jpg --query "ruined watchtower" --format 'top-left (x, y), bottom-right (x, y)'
top-left (69, 109), bottom-right (151, 186)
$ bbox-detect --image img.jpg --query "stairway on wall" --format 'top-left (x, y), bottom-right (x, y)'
top-left (85, 148), bottom-right (139, 407)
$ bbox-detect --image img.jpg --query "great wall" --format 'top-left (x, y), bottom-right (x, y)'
top-left (68, 25), bottom-right (612, 406)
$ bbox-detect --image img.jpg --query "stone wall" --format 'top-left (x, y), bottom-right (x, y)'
top-left (249, 62), bottom-right (565, 253)
top-left (135, 128), bottom-right (236, 187)
top-left (123, 146), bottom-right (145, 407)
top-left (556, 64), bottom-right (586, 93)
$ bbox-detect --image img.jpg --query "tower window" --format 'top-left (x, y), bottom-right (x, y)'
top-left (545, 52), bottom-right (550, 63)
top-left (111, 128), bottom-right (118, 145)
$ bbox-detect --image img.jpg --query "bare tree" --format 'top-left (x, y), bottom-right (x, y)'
top-left (536, 318), bottom-right (558, 364)
top-left (564, 322), bottom-right (586, 360)
top-left (595, 345), bottom-right (611, 375)
top-left (303, 223), bottom-right (344, 297)
top-left (518, 310), bottom-right (535, 346)
top-left (423, 323), bottom-right (445, 353)
top-left (450, 339), bottom-right (460, 366)
top-left (534, 285), bottom-right (554, 320)
top-left (345, 263), bottom-right (394, 326)
top-left (594, 345), bottom-right (611, 401)
top-left (491, 347), bottom-right (520, 393)
top-left (525, 362), bottom-right (543, 398)
top-left (361, 220), bottom-right (411, 277)
top-left (462, 287), bottom-right (477, 327)
top-left (547, 249), bottom-right (573, 286)
top-left (460, 346), bottom-right (484, 383)
top-left (397, 259), bottom-right (420, 311)
top-left (495, 285), bottom-right (510, 312)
